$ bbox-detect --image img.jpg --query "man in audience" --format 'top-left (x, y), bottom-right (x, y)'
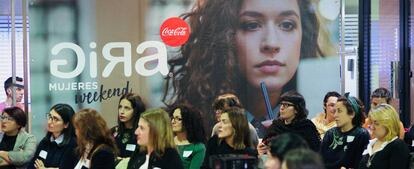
top-left (0, 76), bottom-right (24, 112)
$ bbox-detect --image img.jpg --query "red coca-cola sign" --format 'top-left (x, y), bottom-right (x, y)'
top-left (160, 17), bottom-right (190, 47)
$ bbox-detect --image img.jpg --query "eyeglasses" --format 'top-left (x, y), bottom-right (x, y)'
top-left (0, 115), bottom-right (15, 122)
top-left (171, 117), bottom-right (182, 121)
top-left (280, 102), bottom-right (295, 108)
top-left (47, 114), bottom-right (62, 123)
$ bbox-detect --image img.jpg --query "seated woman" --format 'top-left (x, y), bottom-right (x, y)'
top-left (0, 107), bottom-right (36, 168)
top-left (127, 108), bottom-right (183, 169)
top-left (358, 104), bottom-right (410, 169)
top-left (262, 91), bottom-right (320, 152)
top-left (281, 149), bottom-right (324, 169)
top-left (264, 133), bottom-right (309, 169)
top-left (73, 109), bottom-right (117, 169)
top-left (211, 93), bottom-right (258, 147)
top-left (170, 104), bottom-right (206, 169)
top-left (111, 93), bottom-right (146, 158)
top-left (28, 104), bottom-right (78, 169)
top-left (320, 94), bottom-right (370, 169)
top-left (202, 106), bottom-right (257, 169)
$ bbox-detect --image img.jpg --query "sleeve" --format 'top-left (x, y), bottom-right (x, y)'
top-left (201, 136), bottom-right (217, 169)
top-left (162, 149), bottom-right (184, 169)
top-left (26, 139), bottom-right (45, 169)
top-left (389, 140), bottom-right (410, 169)
top-left (304, 122), bottom-right (321, 151)
top-left (60, 140), bottom-right (79, 169)
top-left (320, 129), bottom-right (337, 169)
top-left (8, 133), bottom-right (37, 166)
top-left (90, 147), bottom-right (116, 169)
top-left (347, 129), bottom-right (370, 169)
top-left (189, 144), bottom-right (206, 169)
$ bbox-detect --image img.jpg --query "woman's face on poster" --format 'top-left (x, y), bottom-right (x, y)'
top-left (236, 0), bottom-right (302, 92)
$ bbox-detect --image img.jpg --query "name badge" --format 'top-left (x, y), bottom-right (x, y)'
top-left (183, 151), bottom-right (192, 158)
top-left (39, 150), bottom-right (48, 159)
top-left (126, 144), bottom-right (136, 151)
top-left (411, 140), bottom-right (414, 147)
top-left (346, 136), bottom-right (355, 142)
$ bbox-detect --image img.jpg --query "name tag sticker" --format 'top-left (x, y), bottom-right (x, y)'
top-left (126, 144), bottom-right (136, 151)
top-left (347, 136), bottom-right (355, 142)
top-left (39, 150), bottom-right (48, 159)
top-left (183, 151), bottom-right (192, 158)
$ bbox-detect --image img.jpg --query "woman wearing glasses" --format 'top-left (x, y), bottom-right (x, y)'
top-left (28, 104), bottom-right (78, 169)
top-left (170, 104), bottom-right (206, 169)
top-left (0, 107), bottom-right (36, 168)
top-left (259, 91), bottom-right (320, 153)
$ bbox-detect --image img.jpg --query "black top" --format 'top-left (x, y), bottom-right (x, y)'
top-left (264, 119), bottom-right (321, 151)
top-left (404, 125), bottom-right (414, 151)
top-left (0, 134), bottom-right (17, 169)
top-left (88, 144), bottom-right (116, 169)
top-left (201, 135), bottom-right (257, 169)
top-left (111, 126), bottom-right (138, 157)
top-left (127, 148), bottom-right (183, 169)
top-left (359, 139), bottom-right (410, 169)
top-left (27, 136), bottom-right (78, 169)
top-left (320, 126), bottom-right (370, 169)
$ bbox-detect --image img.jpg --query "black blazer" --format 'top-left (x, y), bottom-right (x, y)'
top-left (127, 148), bottom-right (183, 169)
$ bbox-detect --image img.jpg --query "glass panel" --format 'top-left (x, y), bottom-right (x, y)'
top-left (410, 0), bottom-right (414, 124)
top-left (370, 0), bottom-right (400, 109)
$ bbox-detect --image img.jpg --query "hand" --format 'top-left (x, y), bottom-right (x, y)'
top-left (34, 159), bottom-right (45, 169)
top-left (257, 142), bottom-right (268, 156)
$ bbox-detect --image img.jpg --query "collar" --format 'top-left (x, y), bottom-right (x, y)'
top-left (50, 134), bottom-right (64, 144)
top-left (366, 136), bottom-right (398, 155)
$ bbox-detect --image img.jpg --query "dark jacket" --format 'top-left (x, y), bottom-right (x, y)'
top-left (111, 126), bottom-right (138, 158)
top-left (264, 119), bottom-right (321, 151)
top-left (28, 136), bottom-right (78, 169)
top-left (127, 148), bottom-right (183, 169)
top-left (87, 144), bottom-right (116, 169)
top-left (359, 139), bottom-right (410, 169)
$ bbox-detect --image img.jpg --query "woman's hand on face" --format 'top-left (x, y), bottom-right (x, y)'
top-left (257, 142), bottom-right (268, 156)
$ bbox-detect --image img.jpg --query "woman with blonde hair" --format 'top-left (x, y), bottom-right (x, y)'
top-left (127, 108), bottom-right (183, 169)
top-left (73, 109), bottom-right (117, 169)
top-left (359, 104), bottom-right (409, 169)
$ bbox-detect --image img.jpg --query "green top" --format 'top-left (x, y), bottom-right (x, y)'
top-left (176, 143), bottom-right (206, 169)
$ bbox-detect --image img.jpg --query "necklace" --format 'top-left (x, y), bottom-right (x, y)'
top-left (366, 153), bottom-right (376, 168)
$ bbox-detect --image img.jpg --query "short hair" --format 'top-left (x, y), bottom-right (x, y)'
top-left (323, 91), bottom-right (341, 106)
top-left (283, 148), bottom-right (324, 169)
top-left (117, 93), bottom-right (146, 135)
top-left (279, 91), bottom-right (308, 122)
top-left (221, 106), bottom-right (251, 150)
top-left (73, 108), bottom-right (117, 157)
top-left (140, 108), bottom-right (175, 157)
top-left (3, 106), bottom-right (26, 127)
top-left (269, 133), bottom-right (309, 161)
top-left (169, 104), bottom-right (206, 144)
top-left (337, 94), bottom-right (366, 127)
top-left (212, 93), bottom-right (242, 111)
top-left (371, 87), bottom-right (392, 103)
top-left (46, 104), bottom-right (76, 146)
top-left (4, 76), bottom-right (23, 92)
top-left (369, 104), bottom-right (401, 141)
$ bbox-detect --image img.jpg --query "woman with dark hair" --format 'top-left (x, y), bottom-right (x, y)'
top-left (260, 91), bottom-right (320, 151)
top-left (73, 109), bottom-right (117, 169)
top-left (264, 133), bottom-right (309, 169)
top-left (0, 107), bottom-right (36, 168)
top-left (281, 149), bottom-right (324, 169)
top-left (28, 104), bottom-right (78, 169)
top-left (320, 94), bottom-right (370, 169)
top-left (170, 104), bottom-right (206, 169)
top-left (111, 93), bottom-right (146, 158)
top-left (202, 106), bottom-right (256, 169)
top-left (163, 0), bottom-right (325, 136)
top-left (127, 108), bottom-right (183, 169)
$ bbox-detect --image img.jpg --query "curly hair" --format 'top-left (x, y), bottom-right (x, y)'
top-left (278, 91), bottom-right (308, 123)
top-left (163, 0), bottom-right (323, 130)
top-left (73, 108), bottom-right (117, 157)
top-left (169, 104), bottom-right (206, 144)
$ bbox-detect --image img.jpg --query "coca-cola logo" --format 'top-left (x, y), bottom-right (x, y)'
top-left (160, 17), bottom-right (190, 47)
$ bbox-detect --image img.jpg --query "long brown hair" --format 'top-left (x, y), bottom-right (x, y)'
top-left (73, 108), bottom-right (117, 157)
top-left (140, 108), bottom-right (175, 157)
top-left (163, 0), bottom-right (323, 130)
top-left (222, 107), bottom-right (251, 150)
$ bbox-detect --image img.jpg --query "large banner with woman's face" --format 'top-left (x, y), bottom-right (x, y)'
top-left (29, 0), bottom-right (340, 139)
